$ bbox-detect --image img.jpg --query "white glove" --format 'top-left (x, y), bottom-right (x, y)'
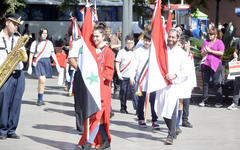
top-left (66, 72), bottom-right (70, 82)
top-left (117, 71), bottom-right (123, 80)
top-left (27, 67), bottom-right (32, 75)
top-left (56, 64), bottom-right (61, 73)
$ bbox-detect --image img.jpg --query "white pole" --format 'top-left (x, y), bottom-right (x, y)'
top-left (181, 0), bottom-right (184, 4)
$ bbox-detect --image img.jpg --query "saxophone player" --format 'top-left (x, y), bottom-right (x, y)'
top-left (0, 14), bottom-right (25, 140)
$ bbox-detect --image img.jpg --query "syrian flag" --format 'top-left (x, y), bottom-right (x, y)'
top-left (76, 6), bottom-right (101, 122)
top-left (147, 0), bottom-right (172, 93)
top-left (166, 0), bottom-right (172, 34)
top-left (80, 6), bottom-right (98, 23)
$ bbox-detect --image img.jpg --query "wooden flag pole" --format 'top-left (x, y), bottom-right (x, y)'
top-left (86, 118), bottom-right (90, 140)
top-left (144, 93), bottom-right (150, 123)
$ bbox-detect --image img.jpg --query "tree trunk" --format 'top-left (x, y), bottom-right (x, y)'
top-left (215, 0), bottom-right (221, 27)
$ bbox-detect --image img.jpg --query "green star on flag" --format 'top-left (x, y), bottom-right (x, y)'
top-left (86, 72), bottom-right (98, 85)
top-left (78, 46), bottom-right (83, 55)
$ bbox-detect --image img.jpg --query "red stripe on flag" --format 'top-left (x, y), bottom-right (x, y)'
top-left (82, 7), bottom-right (96, 60)
top-left (152, 1), bottom-right (172, 85)
top-left (166, 9), bottom-right (172, 34)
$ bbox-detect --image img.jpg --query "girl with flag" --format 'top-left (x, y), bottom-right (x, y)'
top-left (27, 27), bottom-right (61, 106)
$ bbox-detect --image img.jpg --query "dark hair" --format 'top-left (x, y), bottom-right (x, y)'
top-left (94, 26), bottom-right (106, 36)
top-left (179, 34), bottom-right (190, 47)
top-left (125, 34), bottom-right (134, 42)
top-left (97, 22), bottom-right (106, 29)
top-left (143, 31), bottom-right (151, 41)
top-left (39, 27), bottom-right (48, 37)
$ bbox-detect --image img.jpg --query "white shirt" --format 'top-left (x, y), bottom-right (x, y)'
top-left (0, 30), bottom-right (24, 70)
top-left (115, 48), bottom-right (134, 78)
top-left (131, 46), bottom-right (149, 81)
top-left (30, 40), bottom-right (54, 58)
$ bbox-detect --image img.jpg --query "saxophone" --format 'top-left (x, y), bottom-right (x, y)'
top-left (0, 32), bottom-right (29, 88)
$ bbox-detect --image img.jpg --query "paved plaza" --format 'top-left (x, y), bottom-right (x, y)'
top-left (0, 71), bottom-right (240, 150)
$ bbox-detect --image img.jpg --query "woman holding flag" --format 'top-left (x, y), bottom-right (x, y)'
top-left (27, 27), bottom-right (61, 106)
top-left (69, 4), bottom-right (114, 149)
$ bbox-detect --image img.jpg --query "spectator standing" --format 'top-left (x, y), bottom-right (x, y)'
top-left (227, 39), bottom-right (240, 110)
top-left (198, 27), bottom-right (225, 108)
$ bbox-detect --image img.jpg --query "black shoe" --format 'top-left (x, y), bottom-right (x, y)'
top-left (7, 133), bottom-right (20, 139)
top-left (120, 109), bottom-right (128, 114)
top-left (165, 135), bottom-right (173, 145)
top-left (81, 142), bottom-right (92, 150)
top-left (0, 134), bottom-right (7, 140)
top-left (98, 140), bottom-right (110, 150)
top-left (182, 121), bottom-right (193, 128)
top-left (110, 112), bottom-right (115, 118)
top-left (176, 128), bottom-right (182, 135)
top-left (36, 101), bottom-right (45, 106)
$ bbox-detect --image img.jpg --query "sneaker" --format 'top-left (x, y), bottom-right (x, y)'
top-left (165, 135), bottom-right (173, 145)
top-left (199, 101), bottom-right (205, 107)
top-left (138, 120), bottom-right (147, 128)
top-left (215, 103), bottom-right (223, 108)
top-left (182, 121), bottom-right (193, 128)
top-left (176, 128), bottom-right (182, 135)
top-left (227, 103), bottom-right (238, 110)
top-left (152, 122), bottom-right (160, 130)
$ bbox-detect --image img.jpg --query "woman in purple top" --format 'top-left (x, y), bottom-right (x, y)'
top-left (199, 27), bottom-right (225, 107)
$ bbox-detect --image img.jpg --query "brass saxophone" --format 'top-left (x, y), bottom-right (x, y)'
top-left (0, 32), bottom-right (29, 88)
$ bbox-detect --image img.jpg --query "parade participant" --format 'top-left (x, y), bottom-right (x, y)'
top-left (116, 34), bottom-right (137, 114)
top-left (198, 27), bottom-right (225, 108)
top-left (154, 28), bottom-right (188, 145)
top-left (70, 26), bottom-right (114, 150)
top-left (130, 31), bottom-right (160, 129)
top-left (176, 35), bottom-right (196, 134)
top-left (27, 27), bottom-right (61, 106)
top-left (0, 14), bottom-right (25, 140)
top-left (227, 39), bottom-right (240, 110)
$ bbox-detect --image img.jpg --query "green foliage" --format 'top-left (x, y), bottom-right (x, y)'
top-left (190, 37), bottom-right (204, 59)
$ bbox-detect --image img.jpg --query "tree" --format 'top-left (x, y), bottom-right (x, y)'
top-left (0, 0), bottom-right (25, 29)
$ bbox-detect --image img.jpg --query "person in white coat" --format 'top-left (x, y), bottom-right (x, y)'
top-left (154, 28), bottom-right (188, 145)
top-left (176, 35), bottom-right (197, 135)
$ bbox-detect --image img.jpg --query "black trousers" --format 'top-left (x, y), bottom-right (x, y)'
top-left (73, 69), bottom-right (84, 132)
top-left (137, 92), bottom-right (158, 122)
top-left (202, 64), bottom-right (223, 103)
top-left (119, 78), bottom-right (137, 110)
top-left (163, 102), bottom-right (177, 138)
top-left (182, 98), bottom-right (190, 123)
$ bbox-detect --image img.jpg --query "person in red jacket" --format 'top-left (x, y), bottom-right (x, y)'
top-left (70, 25), bottom-right (114, 150)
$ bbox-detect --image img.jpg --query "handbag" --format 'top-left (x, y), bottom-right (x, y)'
top-left (53, 46), bottom-right (68, 68)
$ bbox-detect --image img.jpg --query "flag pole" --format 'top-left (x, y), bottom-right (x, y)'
top-left (85, 0), bottom-right (90, 142)
top-left (144, 93), bottom-right (150, 123)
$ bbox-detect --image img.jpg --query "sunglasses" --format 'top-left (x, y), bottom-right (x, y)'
top-left (208, 33), bottom-right (215, 36)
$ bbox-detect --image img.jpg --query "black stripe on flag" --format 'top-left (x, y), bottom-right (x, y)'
top-left (73, 68), bottom-right (100, 122)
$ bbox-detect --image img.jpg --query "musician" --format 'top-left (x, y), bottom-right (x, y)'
top-left (27, 27), bottom-right (61, 106)
top-left (0, 14), bottom-right (24, 140)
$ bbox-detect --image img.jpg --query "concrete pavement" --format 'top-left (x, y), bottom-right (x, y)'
top-left (0, 71), bottom-right (240, 150)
